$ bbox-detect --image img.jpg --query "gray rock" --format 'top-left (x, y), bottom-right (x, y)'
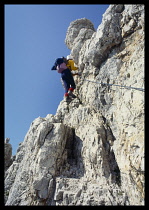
top-left (5, 4), bottom-right (144, 206)
top-left (5, 138), bottom-right (12, 171)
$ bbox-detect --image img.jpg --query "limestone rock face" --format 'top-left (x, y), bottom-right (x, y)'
top-left (5, 117), bottom-right (75, 205)
top-left (65, 18), bottom-right (95, 49)
top-left (5, 4), bottom-right (144, 206)
top-left (65, 18), bottom-right (95, 65)
top-left (4, 138), bottom-right (14, 204)
top-left (5, 138), bottom-right (13, 171)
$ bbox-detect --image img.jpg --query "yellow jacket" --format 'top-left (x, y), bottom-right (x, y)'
top-left (66, 59), bottom-right (78, 71)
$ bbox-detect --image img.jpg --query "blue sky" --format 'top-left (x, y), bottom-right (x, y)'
top-left (5, 4), bottom-right (109, 155)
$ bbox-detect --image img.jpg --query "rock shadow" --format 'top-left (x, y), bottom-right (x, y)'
top-left (62, 129), bottom-right (84, 179)
top-left (101, 125), bottom-right (121, 186)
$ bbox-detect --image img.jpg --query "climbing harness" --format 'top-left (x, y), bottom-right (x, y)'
top-left (82, 79), bottom-right (145, 92)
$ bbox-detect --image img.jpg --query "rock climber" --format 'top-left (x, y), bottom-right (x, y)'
top-left (51, 56), bottom-right (77, 102)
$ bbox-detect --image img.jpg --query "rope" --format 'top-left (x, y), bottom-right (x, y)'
top-left (82, 79), bottom-right (144, 92)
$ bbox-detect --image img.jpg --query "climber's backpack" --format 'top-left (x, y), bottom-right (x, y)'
top-left (55, 58), bottom-right (67, 73)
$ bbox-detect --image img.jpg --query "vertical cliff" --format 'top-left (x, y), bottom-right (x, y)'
top-left (5, 4), bottom-right (144, 206)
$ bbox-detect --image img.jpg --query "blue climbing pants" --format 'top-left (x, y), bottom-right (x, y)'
top-left (61, 68), bottom-right (76, 93)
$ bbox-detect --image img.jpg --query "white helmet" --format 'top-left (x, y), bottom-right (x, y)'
top-left (67, 55), bottom-right (72, 60)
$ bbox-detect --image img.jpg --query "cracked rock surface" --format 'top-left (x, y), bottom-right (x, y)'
top-left (5, 4), bottom-right (144, 206)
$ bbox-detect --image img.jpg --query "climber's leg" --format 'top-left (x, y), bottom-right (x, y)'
top-left (68, 87), bottom-right (76, 98)
top-left (65, 70), bottom-right (76, 98)
top-left (61, 68), bottom-right (76, 100)
top-left (61, 69), bottom-right (71, 93)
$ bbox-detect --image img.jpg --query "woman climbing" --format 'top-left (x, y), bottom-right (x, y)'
top-left (51, 56), bottom-right (77, 102)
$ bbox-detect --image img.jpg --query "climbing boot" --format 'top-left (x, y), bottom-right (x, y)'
top-left (64, 93), bottom-right (71, 102)
top-left (68, 91), bottom-right (76, 98)
top-left (65, 96), bottom-right (71, 102)
top-left (68, 88), bottom-right (76, 98)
